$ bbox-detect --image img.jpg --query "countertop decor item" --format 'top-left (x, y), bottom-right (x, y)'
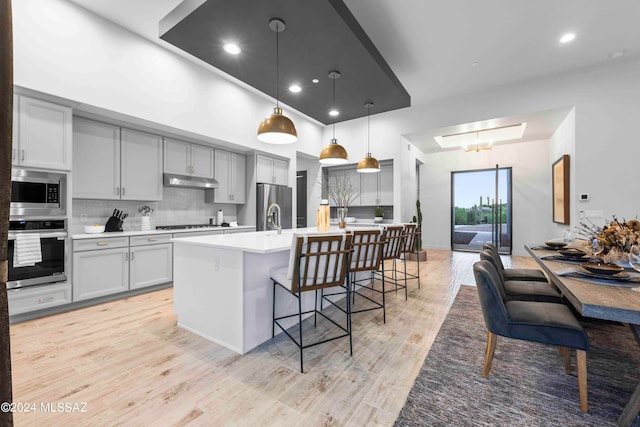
top-left (327, 174), bottom-right (359, 228)
top-left (374, 206), bottom-right (384, 223)
top-left (138, 205), bottom-right (153, 231)
top-left (105, 208), bottom-right (126, 232)
top-left (84, 224), bottom-right (105, 234)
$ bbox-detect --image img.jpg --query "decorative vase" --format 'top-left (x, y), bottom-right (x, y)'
top-left (374, 216), bottom-right (383, 223)
top-left (337, 207), bottom-right (348, 229)
top-left (140, 215), bottom-right (152, 231)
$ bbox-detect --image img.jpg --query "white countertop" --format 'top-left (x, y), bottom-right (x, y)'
top-left (71, 225), bottom-right (255, 240)
top-left (171, 224), bottom-right (401, 254)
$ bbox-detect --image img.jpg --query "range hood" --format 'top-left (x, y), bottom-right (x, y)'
top-left (163, 173), bottom-right (219, 189)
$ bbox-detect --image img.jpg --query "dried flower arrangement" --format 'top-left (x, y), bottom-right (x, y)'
top-left (576, 216), bottom-right (640, 254)
top-left (327, 174), bottom-right (359, 208)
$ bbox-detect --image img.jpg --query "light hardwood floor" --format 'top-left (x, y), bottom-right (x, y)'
top-left (9, 249), bottom-right (538, 426)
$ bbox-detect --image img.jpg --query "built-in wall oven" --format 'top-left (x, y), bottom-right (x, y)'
top-left (11, 169), bottom-right (66, 217)
top-left (7, 219), bottom-right (67, 290)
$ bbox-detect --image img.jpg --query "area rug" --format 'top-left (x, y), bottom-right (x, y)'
top-left (395, 285), bottom-right (640, 426)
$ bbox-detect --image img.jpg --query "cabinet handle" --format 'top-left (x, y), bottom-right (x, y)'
top-left (131, 252), bottom-right (135, 261)
top-left (37, 296), bottom-right (54, 304)
top-left (147, 238), bottom-right (157, 242)
top-left (122, 187), bottom-right (125, 196)
top-left (21, 149), bottom-right (25, 161)
top-left (97, 242), bottom-right (109, 246)
top-left (125, 252), bottom-right (129, 261)
top-left (12, 148), bottom-right (16, 161)
top-left (116, 187), bottom-right (120, 196)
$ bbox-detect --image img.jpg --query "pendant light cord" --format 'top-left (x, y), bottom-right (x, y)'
top-left (275, 21), bottom-right (280, 109)
top-left (332, 75), bottom-right (336, 140)
top-left (367, 103), bottom-right (371, 153)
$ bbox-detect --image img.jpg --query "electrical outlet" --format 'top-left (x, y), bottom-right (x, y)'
top-left (580, 210), bottom-right (585, 219)
top-left (585, 210), bottom-right (603, 219)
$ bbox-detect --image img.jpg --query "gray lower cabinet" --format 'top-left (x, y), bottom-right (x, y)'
top-left (73, 241), bottom-right (129, 301)
top-left (7, 282), bottom-right (72, 316)
top-left (129, 235), bottom-right (173, 290)
top-left (73, 234), bottom-right (173, 301)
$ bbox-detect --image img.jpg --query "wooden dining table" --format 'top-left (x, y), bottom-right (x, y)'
top-left (525, 244), bottom-right (640, 426)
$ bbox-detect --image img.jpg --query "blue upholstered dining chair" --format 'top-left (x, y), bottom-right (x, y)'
top-left (271, 233), bottom-right (353, 373)
top-left (473, 260), bottom-right (589, 412)
top-left (479, 249), bottom-right (563, 303)
top-left (482, 243), bottom-right (548, 282)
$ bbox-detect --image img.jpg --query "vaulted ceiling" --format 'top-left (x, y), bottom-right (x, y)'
top-left (67, 0), bottom-right (640, 148)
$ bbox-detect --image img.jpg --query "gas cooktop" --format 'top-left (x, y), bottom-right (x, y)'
top-left (156, 223), bottom-right (228, 230)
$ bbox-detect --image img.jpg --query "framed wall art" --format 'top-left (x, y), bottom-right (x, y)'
top-left (552, 154), bottom-right (570, 224)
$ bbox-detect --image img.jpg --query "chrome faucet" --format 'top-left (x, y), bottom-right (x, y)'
top-left (267, 203), bottom-right (282, 234)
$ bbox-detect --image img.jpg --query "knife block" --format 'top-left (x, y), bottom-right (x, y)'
top-left (105, 216), bottom-right (123, 232)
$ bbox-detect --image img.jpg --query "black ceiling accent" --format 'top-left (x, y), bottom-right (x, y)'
top-left (160, 0), bottom-right (410, 125)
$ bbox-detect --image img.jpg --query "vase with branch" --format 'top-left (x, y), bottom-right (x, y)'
top-left (327, 174), bottom-right (359, 228)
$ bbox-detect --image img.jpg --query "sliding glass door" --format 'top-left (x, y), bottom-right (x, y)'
top-left (451, 166), bottom-right (512, 254)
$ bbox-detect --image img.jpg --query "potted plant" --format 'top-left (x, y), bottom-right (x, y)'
top-left (407, 199), bottom-right (427, 261)
top-left (374, 206), bottom-right (384, 223)
top-left (327, 174), bottom-right (359, 228)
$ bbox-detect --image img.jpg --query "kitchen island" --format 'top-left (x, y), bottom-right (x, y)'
top-left (172, 227), bottom-right (347, 354)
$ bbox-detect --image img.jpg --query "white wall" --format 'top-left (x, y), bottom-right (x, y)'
top-left (13, 0), bottom-right (324, 158)
top-left (421, 140), bottom-right (550, 256)
top-left (330, 57), bottom-right (640, 252)
top-left (549, 108), bottom-right (576, 237)
top-left (295, 155), bottom-right (323, 227)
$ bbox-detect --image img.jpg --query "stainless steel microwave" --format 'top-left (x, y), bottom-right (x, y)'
top-left (10, 169), bottom-right (67, 218)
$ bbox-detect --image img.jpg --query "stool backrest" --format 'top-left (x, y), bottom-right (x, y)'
top-left (401, 223), bottom-right (418, 254)
top-left (381, 225), bottom-right (405, 260)
top-left (350, 228), bottom-right (387, 272)
top-left (290, 233), bottom-right (352, 293)
top-left (473, 260), bottom-right (510, 336)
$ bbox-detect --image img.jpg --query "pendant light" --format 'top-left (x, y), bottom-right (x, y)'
top-left (319, 71), bottom-right (349, 165)
top-left (357, 102), bottom-right (380, 173)
top-left (464, 131), bottom-right (492, 152)
top-left (257, 18), bottom-right (297, 144)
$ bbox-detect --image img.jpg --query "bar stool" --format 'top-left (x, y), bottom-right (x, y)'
top-left (271, 233), bottom-right (353, 373)
top-left (324, 228), bottom-right (387, 322)
top-left (393, 223), bottom-right (421, 291)
top-left (374, 225), bottom-right (408, 303)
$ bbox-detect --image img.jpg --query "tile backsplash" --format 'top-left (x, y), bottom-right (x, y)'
top-left (71, 187), bottom-right (238, 233)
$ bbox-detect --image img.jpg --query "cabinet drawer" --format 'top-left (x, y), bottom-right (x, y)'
top-left (74, 236), bottom-right (129, 252)
top-left (8, 282), bottom-right (72, 316)
top-left (130, 233), bottom-right (172, 247)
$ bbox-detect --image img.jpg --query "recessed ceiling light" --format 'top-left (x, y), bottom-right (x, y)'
top-left (312, 78), bottom-right (320, 84)
top-left (289, 84), bottom-right (302, 93)
top-left (609, 50), bottom-right (626, 59)
top-left (472, 61), bottom-right (479, 67)
top-left (559, 33), bottom-right (575, 44)
top-left (329, 110), bottom-right (339, 117)
top-left (223, 43), bottom-right (241, 55)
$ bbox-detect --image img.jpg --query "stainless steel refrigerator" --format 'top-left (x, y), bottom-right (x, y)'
top-left (256, 183), bottom-right (293, 231)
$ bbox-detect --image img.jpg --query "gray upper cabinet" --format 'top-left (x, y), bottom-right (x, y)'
top-left (327, 162), bottom-right (393, 207)
top-left (211, 149), bottom-right (246, 204)
top-left (73, 118), bottom-right (162, 201)
top-left (13, 95), bottom-right (72, 171)
top-left (120, 128), bottom-right (163, 201)
top-left (256, 154), bottom-right (288, 186)
top-left (163, 138), bottom-right (214, 179)
top-left (359, 163), bottom-right (393, 206)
